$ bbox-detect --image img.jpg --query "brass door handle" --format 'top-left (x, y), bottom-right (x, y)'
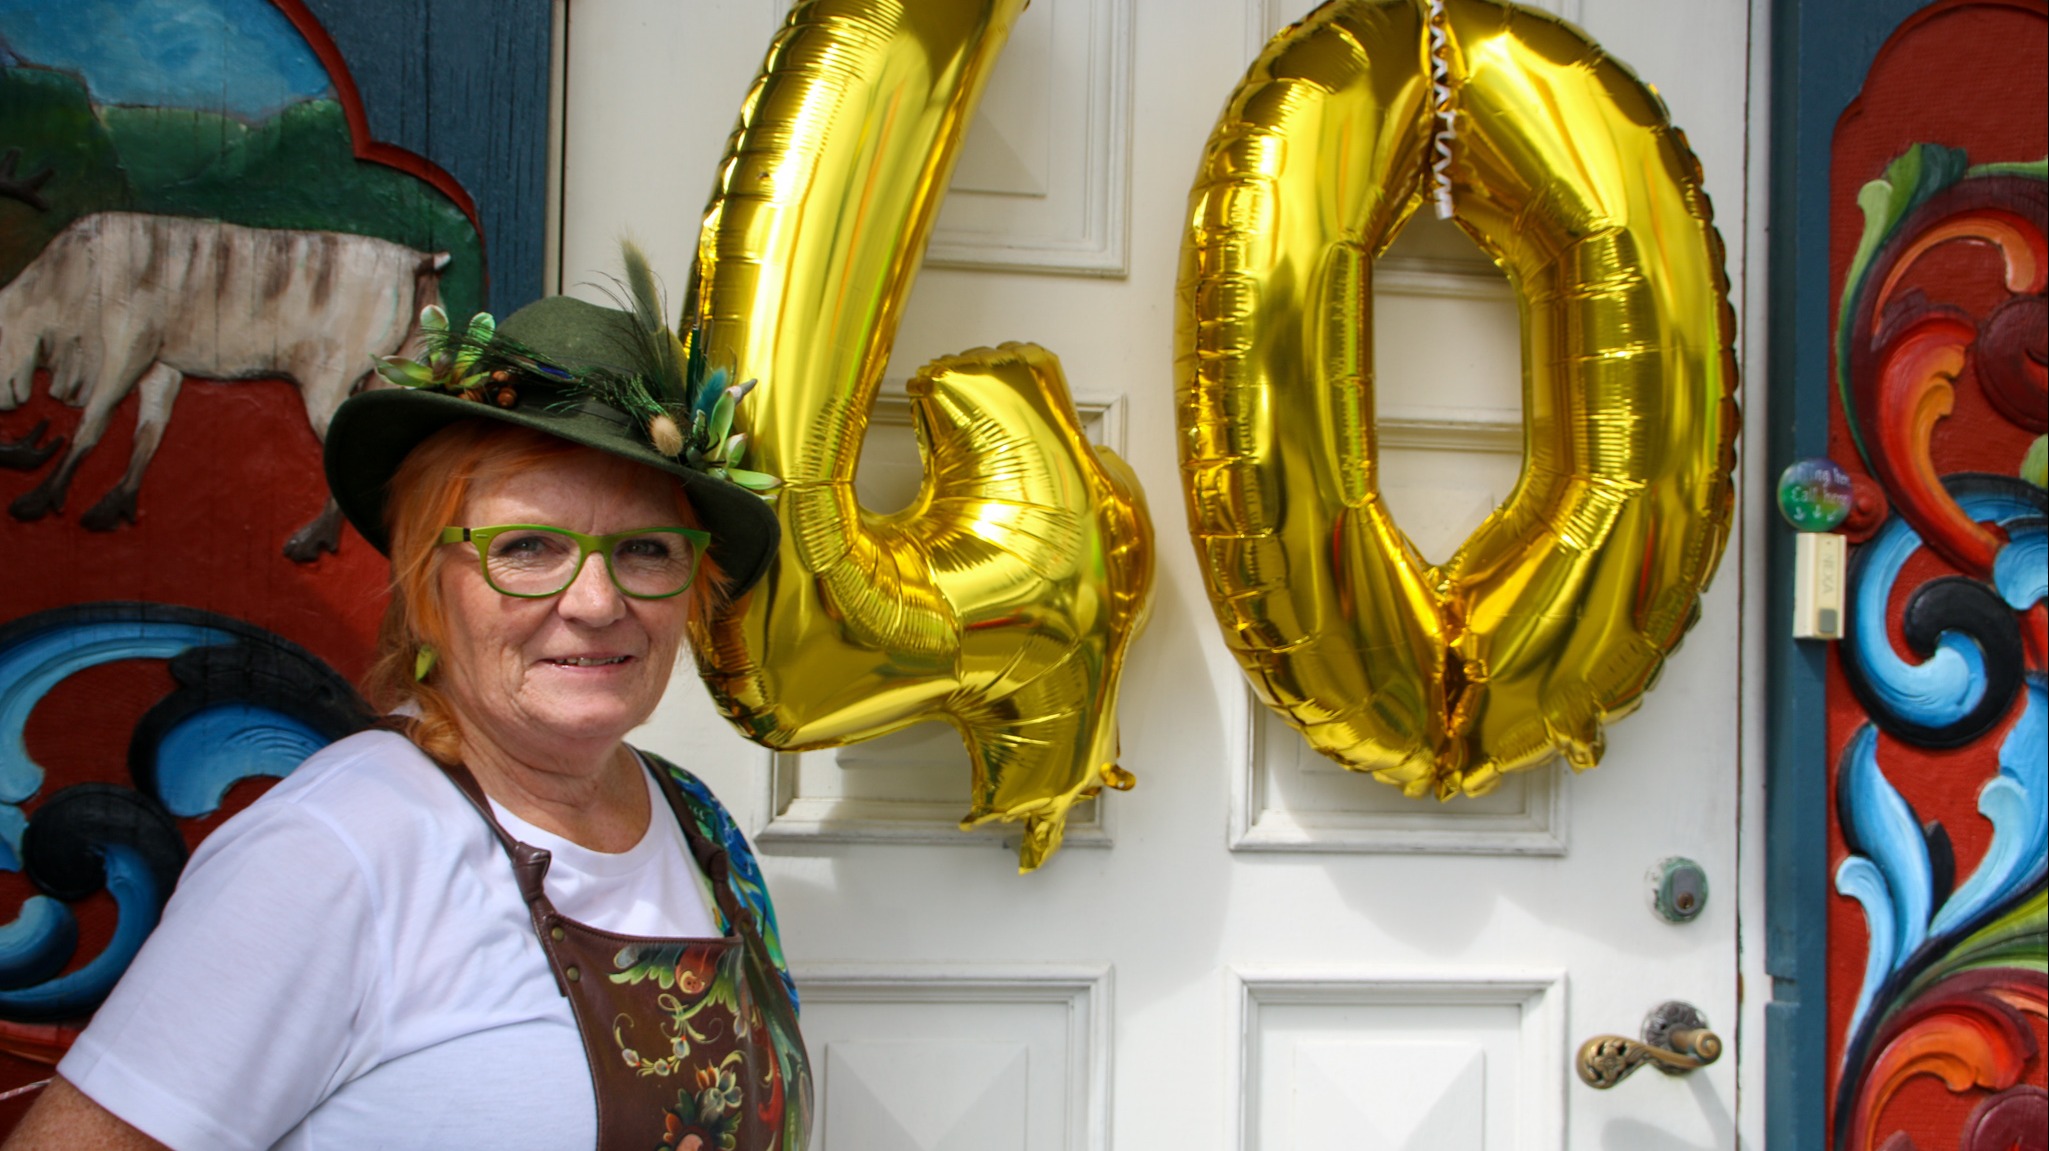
top-left (1577, 1001), bottom-right (1722, 1088)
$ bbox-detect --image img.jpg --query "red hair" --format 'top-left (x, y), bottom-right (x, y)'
top-left (361, 420), bottom-right (726, 762)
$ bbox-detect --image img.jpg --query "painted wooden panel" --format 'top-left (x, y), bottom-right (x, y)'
top-left (1818, 4), bottom-right (2048, 1147)
top-left (925, 0), bottom-right (1133, 276)
top-left (796, 966), bottom-right (1111, 1151)
top-left (1238, 705), bottom-right (1567, 854)
top-left (825, 1041), bottom-right (1032, 1149)
top-left (1229, 970), bottom-right (1565, 1151)
top-left (298, 0), bottom-right (550, 310)
top-left (0, 0), bottom-right (547, 1129)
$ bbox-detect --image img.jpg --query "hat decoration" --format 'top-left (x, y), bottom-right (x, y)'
top-left (371, 243), bottom-right (779, 494)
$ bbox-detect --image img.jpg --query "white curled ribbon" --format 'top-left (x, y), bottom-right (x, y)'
top-left (1427, 0), bottom-right (1455, 219)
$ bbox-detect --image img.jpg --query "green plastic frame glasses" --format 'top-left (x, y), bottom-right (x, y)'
top-left (440, 524), bottom-right (711, 599)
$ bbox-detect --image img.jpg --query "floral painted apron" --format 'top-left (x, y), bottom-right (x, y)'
top-left (439, 758), bottom-right (813, 1151)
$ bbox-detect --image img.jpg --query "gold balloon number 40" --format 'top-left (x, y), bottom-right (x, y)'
top-left (1177, 0), bottom-right (1738, 798)
top-left (689, 0), bottom-right (1155, 872)
top-left (689, 0), bottom-right (1736, 867)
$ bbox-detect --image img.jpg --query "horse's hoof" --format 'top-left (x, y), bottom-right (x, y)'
top-left (9, 486), bottom-right (60, 521)
top-left (80, 489), bottom-right (138, 531)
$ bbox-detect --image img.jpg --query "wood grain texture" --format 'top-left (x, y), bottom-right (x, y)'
top-left (301, 0), bottom-right (551, 311)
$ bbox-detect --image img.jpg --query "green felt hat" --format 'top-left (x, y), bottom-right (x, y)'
top-left (325, 292), bottom-right (782, 598)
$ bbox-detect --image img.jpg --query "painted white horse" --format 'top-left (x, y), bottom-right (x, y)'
top-left (0, 212), bottom-right (449, 559)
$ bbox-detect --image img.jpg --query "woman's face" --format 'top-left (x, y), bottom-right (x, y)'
top-left (435, 446), bottom-right (693, 766)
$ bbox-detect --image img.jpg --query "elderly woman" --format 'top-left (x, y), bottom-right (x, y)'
top-left (4, 280), bottom-right (810, 1151)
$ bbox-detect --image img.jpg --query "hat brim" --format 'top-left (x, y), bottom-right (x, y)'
top-left (325, 386), bottom-right (780, 599)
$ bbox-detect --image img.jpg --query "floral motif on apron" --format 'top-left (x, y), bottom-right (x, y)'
top-left (439, 759), bottom-right (813, 1151)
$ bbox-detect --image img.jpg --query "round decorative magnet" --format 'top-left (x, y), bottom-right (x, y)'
top-left (1777, 458), bottom-right (1854, 532)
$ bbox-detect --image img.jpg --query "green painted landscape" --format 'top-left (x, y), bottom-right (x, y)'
top-left (0, 64), bottom-right (483, 320)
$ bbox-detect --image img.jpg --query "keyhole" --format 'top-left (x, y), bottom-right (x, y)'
top-left (1651, 857), bottom-right (1709, 923)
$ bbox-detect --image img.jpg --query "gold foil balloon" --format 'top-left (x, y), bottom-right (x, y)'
top-left (688, 0), bottom-right (1155, 871)
top-left (1177, 0), bottom-right (1737, 799)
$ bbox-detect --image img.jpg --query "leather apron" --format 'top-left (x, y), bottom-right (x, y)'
top-left (439, 759), bottom-right (812, 1151)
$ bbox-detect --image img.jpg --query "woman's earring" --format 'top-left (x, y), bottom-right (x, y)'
top-left (414, 645), bottom-right (440, 682)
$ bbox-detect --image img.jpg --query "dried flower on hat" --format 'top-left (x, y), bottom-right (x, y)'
top-left (367, 242), bottom-right (778, 493)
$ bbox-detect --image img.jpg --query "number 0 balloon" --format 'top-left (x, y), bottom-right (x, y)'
top-left (689, 0), bottom-right (1155, 871)
top-left (1177, 0), bottom-right (1738, 797)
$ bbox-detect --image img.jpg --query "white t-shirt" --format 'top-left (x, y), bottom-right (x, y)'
top-left (58, 729), bottom-right (722, 1151)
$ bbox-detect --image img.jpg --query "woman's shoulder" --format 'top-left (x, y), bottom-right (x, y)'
top-left (263, 727), bottom-right (457, 805)
top-left (200, 728), bottom-right (477, 868)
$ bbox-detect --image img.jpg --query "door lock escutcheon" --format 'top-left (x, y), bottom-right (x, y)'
top-left (1649, 856), bottom-right (1708, 923)
top-left (1576, 1001), bottom-right (1723, 1088)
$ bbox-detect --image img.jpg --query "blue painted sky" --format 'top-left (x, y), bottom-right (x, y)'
top-left (0, 0), bottom-right (331, 121)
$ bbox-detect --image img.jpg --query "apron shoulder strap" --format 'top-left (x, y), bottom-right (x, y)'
top-left (637, 751), bottom-right (749, 929)
top-left (631, 750), bottom-right (817, 1143)
top-left (434, 760), bottom-right (555, 907)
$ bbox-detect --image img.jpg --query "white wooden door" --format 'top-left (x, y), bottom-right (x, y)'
top-left (557, 0), bottom-right (1763, 1146)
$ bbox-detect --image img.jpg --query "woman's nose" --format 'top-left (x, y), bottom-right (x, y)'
top-left (556, 551), bottom-right (627, 625)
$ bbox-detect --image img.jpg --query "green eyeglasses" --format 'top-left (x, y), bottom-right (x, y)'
top-left (440, 524), bottom-right (711, 599)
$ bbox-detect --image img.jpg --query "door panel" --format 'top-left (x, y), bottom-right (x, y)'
top-left (562, 0), bottom-right (1754, 1145)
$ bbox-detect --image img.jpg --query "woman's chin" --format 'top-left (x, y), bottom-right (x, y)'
top-left (521, 667), bottom-right (660, 729)
top-left (504, 694), bottom-right (659, 755)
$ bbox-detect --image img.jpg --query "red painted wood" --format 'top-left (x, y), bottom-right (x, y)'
top-left (1824, 2), bottom-right (2049, 1147)
top-left (0, 375), bottom-right (391, 1123)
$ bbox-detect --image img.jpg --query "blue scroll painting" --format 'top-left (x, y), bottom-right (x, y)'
top-left (0, 602), bottom-right (368, 1022)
